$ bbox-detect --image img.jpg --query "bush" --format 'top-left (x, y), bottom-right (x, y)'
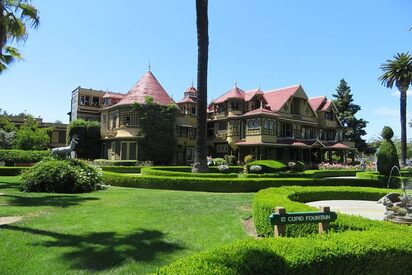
top-left (0, 167), bottom-right (29, 176)
top-left (249, 165), bottom-right (262, 173)
top-left (224, 154), bottom-right (237, 166)
top-left (253, 186), bottom-right (391, 237)
top-left (21, 158), bottom-right (103, 193)
top-left (0, 149), bottom-right (49, 165)
top-left (217, 164), bottom-right (229, 172)
top-left (93, 159), bottom-right (153, 167)
top-left (100, 166), bottom-right (142, 173)
top-left (244, 154), bottom-right (254, 164)
top-left (377, 126), bottom-right (399, 177)
top-left (103, 171), bottom-right (383, 193)
top-left (157, 229), bottom-right (412, 274)
top-left (248, 160), bottom-right (287, 173)
top-left (289, 161), bottom-right (305, 172)
top-left (212, 158), bottom-right (227, 165)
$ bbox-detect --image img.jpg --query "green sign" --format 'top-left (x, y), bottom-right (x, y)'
top-left (268, 211), bottom-right (337, 225)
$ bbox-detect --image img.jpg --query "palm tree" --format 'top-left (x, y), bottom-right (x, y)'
top-left (379, 52), bottom-right (412, 166)
top-left (0, 0), bottom-right (39, 73)
top-left (192, 0), bottom-right (208, 173)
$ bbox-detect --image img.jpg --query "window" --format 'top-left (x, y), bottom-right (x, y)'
top-left (248, 119), bottom-right (260, 129)
top-left (119, 110), bottom-right (138, 127)
top-left (218, 121), bottom-right (227, 130)
top-left (191, 106), bottom-right (197, 115)
top-left (215, 144), bottom-right (228, 153)
top-left (230, 101), bottom-right (241, 111)
top-left (281, 123), bottom-right (293, 137)
top-left (186, 147), bottom-right (195, 161)
top-left (80, 95), bottom-right (89, 106)
top-left (229, 120), bottom-right (240, 135)
top-left (92, 96), bottom-right (100, 107)
top-left (263, 119), bottom-right (275, 135)
top-left (326, 111), bottom-right (334, 121)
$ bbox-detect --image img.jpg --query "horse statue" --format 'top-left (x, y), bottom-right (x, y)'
top-left (51, 135), bottom-right (78, 159)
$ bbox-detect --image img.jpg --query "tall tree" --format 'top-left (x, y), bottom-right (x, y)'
top-left (0, 0), bottom-right (39, 73)
top-left (379, 52), bottom-right (412, 166)
top-left (192, 0), bottom-right (208, 173)
top-left (333, 79), bottom-right (368, 152)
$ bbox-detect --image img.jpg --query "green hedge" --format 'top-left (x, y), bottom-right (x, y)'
top-left (253, 186), bottom-right (391, 237)
top-left (0, 149), bottom-right (49, 164)
top-left (101, 166), bottom-right (142, 173)
top-left (0, 167), bottom-right (29, 176)
top-left (248, 160), bottom-right (288, 173)
top-left (157, 229), bottom-right (412, 274)
top-left (93, 159), bottom-right (139, 166)
top-left (103, 172), bottom-right (383, 193)
top-left (158, 186), bottom-right (412, 274)
top-left (141, 167), bottom-right (240, 178)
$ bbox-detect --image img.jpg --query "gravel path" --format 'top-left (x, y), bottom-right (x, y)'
top-left (306, 200), bottom-right (386, 221)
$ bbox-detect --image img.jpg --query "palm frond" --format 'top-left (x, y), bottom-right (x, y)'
top-left (0, 45), bottom-right (22, 74)
top-left (379, 52), bottom-right (412, 90)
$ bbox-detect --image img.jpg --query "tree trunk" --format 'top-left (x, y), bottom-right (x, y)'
top-left (399, 87), bottom-right (408, 166)
top-left (192, 0), bottom-right (209, 173)
top-left (0, 3), bottom-right (5, 54)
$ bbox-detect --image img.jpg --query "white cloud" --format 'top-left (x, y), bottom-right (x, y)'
top-left (391, 89), bottom-right (412, 97)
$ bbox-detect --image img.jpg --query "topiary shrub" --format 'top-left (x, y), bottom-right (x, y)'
top-left (224, 154), bottom-right (237, 166)
top-left (212, 158), bottom-right (227, 166)
top-left (289, 161), bottom-right (305, 172)
top-left (248, 160), bottom-right (288, 173)
top-left (21, 158), bottom-right (103, 193)
top-left (376, 126), bottom-right (399, 178)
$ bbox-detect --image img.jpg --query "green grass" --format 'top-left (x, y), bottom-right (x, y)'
top-left (0, 176), bottom-right (254, 274)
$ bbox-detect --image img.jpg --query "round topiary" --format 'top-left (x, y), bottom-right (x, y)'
top-left (376, 126), bottom-right (399, 178)
top-left (381, 126), bottom-right (394, 140)
top-left (21, 158), bottom-right (103, 193)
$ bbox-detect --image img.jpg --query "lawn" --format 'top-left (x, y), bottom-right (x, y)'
top-left (0, 176), bottom-right (254, 274)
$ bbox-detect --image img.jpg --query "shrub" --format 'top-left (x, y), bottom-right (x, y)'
top-left (95, 159), bottom-right (153, 167)
top-left (100, 166), bottom-right (142, 173)
top-left (212, 158), bottom-right (227, 165)
top-left (377, 126), bottom-right (399, 177)
top-left (0, 149), bottom-right (49, 165)
top-left (248, 160), bottom-right (287, 173)
top-left (253, 186), bottom-right (391, 237)
top-left (224, 154), bottom-right (237, 165)
top-left (249, 165), bottom-right (262, 173)
top-left (244, 154), bottom-right (254, 164)
top-left (217, 164), bottom-right (229, 172)
top-left (103, 171), bottom-right (383, 193)
top-left (289, 161), bottom-right (305, 172)
top-left (21, 158), bottom-right (103, 193)
top-left (157, 229), bottom-right (412, 274)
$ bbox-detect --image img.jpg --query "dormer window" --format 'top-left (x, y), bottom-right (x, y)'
top-left (325, 111), bottom-right (334, 121)
top-left (230, 101), bottom-right (241, 111)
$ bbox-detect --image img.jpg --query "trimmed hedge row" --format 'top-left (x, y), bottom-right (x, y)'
top-left (0, 167), bottom-right (29, 176)
top-left (140, 166), bottom-right (360, 179)
top-left (101, 166), bottom-right (142, 173)
top-left (158, 186), bottom-right (412, 274)
top-left (157, 229), bottom-right (412, 274)
top-left (253, 186), bottom-right (391, 237)
top-left (141, 167), bottom-right (240, 178)
top-left (0, 149), bottom-right (49, 164)
top-left (103, 172), bottom-right (384, 193)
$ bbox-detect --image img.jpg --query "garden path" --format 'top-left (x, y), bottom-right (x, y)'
top-left (306, 200), bottom-right (386, 221)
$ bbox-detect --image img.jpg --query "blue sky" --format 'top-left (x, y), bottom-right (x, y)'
top-left (0, 0), bottom-right (411, 141)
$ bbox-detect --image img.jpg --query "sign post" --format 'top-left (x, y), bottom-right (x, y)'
top-left (268, 206), bottom-right (337, 237)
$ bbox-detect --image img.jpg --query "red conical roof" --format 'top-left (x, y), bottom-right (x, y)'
top-left (115, 71), bottom-right (175, 106)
